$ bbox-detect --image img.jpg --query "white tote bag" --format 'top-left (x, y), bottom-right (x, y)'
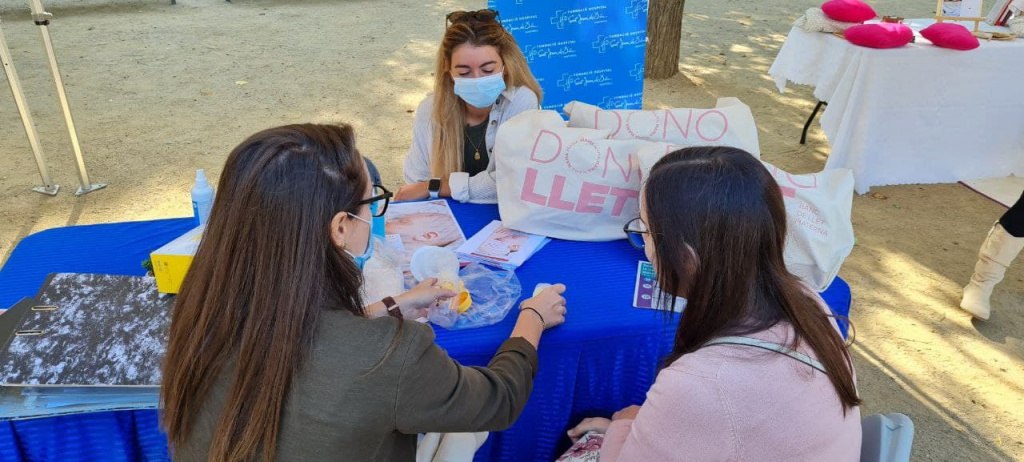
top-left (494, 110), bottom-right (673, 241)
top-left (563, 97), bottom-right (761, 157)
top-left (764, 162), bottom-right (856, 291)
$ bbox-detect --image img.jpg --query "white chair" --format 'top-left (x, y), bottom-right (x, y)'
top-left (860, 413), bottom-right (915, 462)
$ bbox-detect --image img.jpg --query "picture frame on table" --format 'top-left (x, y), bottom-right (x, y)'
top-left (936, 0), bottom-right (986, 31)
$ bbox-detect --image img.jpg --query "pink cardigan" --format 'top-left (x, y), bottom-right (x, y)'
top-left (600, 318), bottom-right (861, 461)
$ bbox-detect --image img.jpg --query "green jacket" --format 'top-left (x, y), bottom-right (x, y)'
top-left (173, 309), bottom-right (538, 461)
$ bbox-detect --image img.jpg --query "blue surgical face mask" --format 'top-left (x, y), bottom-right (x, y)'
top-left (344, 213), bottom-right (375, 270)
top-left (453, 71), bottom-right (507, 109)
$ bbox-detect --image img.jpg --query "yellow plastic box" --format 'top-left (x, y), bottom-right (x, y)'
top-left (150, 225), bottom-right (204, 294)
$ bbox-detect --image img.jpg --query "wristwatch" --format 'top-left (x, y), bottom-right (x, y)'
top-left (428, 178), bottom-right (441, 199)
top-left (382, 296), bottom-right (402, 319)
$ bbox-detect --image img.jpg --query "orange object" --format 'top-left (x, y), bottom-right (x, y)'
top-left (453, 289), bottom-right (473, 313)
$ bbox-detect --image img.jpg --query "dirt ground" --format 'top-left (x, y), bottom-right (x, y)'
top-left (0, 0), bottom-right (1021, 460)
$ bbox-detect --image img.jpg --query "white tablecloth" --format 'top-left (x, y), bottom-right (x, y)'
top-left (769, 22), bottom-right (1024, 194)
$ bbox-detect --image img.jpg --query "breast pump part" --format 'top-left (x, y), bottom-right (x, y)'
top-left (410, 246), bottom-right (460, 284)
top-left (428, 263), bottom-right (522, 330)
top-left (533, 283), bottom-right (552, 297)
top-left (411, 246), bottom-right (471, 313)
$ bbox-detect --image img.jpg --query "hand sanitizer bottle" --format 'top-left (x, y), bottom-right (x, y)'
top-left (191, 169), bottom-right (215, 225)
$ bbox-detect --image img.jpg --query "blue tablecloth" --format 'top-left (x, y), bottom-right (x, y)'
top-left (0, 202), bottom-right (851, 462)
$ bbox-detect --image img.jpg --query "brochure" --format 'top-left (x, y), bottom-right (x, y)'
top-left (633, 261), bottom-right (685, 312)
top-left (383, 200), bottom-right (467, 271)
top-left (456, 221), bottom-right (550, 270)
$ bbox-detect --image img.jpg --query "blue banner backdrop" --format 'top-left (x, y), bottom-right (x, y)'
top-left (487, 0), bottom-right (649, 112)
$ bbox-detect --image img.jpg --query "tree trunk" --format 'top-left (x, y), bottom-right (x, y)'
top-left (645, 0), bottom-right (686, 79)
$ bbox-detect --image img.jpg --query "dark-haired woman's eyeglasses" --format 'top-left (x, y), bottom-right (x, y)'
top-left (623, 217), bottom-right (651, 250)
top-left (446, 9), bottom-right (500, 26)
top-left (358, 185), bottom-right (392, 218)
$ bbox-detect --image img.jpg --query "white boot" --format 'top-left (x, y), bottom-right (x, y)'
top-left (961, 222), bottom-right (1024, 320)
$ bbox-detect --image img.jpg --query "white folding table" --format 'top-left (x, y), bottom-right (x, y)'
top-left (770, 21), bottom-right (1024, 194)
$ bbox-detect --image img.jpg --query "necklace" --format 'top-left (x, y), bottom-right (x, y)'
top-left (464, 125), bottom-right (485, 161)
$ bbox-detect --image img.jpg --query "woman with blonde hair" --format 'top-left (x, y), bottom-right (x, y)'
top-left (397, 9), bottom-right (542, 203)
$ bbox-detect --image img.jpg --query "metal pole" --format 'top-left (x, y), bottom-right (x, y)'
top-left (27, 0), bottom-right (105, 196)
top-left (0, 15), bottom-right (59, 195)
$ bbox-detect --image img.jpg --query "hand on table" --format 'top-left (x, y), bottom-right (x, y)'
top-left (567, 417), bottom-right (611, 443)
top-left (520, 283), bottom-right (567, 329)
top-left (566, 404), bottom-right (640, 443)
top-left (395, 182), bottom-right (430, 202)
top-left (395, 278), bottom-right (457, 319)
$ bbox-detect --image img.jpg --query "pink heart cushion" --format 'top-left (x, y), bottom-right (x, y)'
top-left (822, 0), bottom-right (877, 23)
top-left (844, 23), bottom-right (914, 49)
top-left (920, 23), bottom-right (980, 50)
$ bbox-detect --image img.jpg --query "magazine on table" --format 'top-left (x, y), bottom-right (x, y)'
top-left (383, 200), bottom-right (467, 271)
top-left (456, 221), bottom-right (550, 270)
top-left (633, 261), bottom-right (685, 312)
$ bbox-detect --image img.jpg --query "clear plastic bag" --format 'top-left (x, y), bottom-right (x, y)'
top-left (361, 237), bottom-right (406, 304)
top-left (428, 263), bottom-right (522, 330)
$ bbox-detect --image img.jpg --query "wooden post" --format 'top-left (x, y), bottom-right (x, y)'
top-left (645, 0), bottom-right (686, 79)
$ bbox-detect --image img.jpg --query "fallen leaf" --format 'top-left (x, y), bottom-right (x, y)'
top-left (235, 80), bottom-right (248, 86)
top-left (892, 204), bottom-right (901, 209)
top-left (200, 90), bottom-right (215, 97)
top-left (871, 193), bottom-right (888, 200)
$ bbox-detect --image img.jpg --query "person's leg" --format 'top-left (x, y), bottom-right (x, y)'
top-left (961, 190), bottom-right (1024, 320)
top-left (998, 190), bottom-right (1024, 238)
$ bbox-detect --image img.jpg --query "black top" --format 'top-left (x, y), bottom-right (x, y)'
top-left (463, 120), bottom-right (490, 177)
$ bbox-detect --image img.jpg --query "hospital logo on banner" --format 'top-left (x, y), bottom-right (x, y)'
top-left (629, 63), bottom-right (644, 81)
top-left (550, 6), bottom-right (610, 29)
top-left (599, 92), bottom-right (644, 110)
top-left (626, 0), bottom-right (648, 19)
top-left (503, 15), bottom-right (541, 35)
top-left (490, 0), bottom-right (649, 112)
top-left (591, 30), bottom-right (645, 53)
top-left (523, 41), bottom-right (579, 63)
top-left (557, 69), bottom-right (614, 92)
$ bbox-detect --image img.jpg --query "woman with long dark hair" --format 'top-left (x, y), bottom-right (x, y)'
top-left (566, 147), bottom-right (862, 460)
top-left (397, 9), bottom-right (542, 203)
top-left (161, 123), bottom-right (567, 461)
